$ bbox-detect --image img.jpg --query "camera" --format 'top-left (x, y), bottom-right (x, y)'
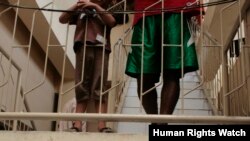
top-left (80, 9), bottom-right (97, 19)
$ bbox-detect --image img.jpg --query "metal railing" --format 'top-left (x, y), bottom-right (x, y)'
top-left (0, 0), bottom-right (250, 132)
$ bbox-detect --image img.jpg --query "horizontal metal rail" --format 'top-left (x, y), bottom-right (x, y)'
top-left (0, 112), bottom-right (249, 124)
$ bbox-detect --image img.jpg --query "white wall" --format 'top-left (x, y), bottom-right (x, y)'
top-left (40, 0), bottom-right (77, 68)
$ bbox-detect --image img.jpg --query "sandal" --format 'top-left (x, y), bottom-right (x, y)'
top-left (99, 127), bottom-right (113, 133)
top-left (65, 127), bottom-right (81, 132)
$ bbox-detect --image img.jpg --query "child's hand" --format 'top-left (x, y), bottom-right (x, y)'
top-left (77, 0), bottom-right (98, 9)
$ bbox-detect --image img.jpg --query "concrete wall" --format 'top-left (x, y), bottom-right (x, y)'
top-left (0, 0), bottom-right (58, 130)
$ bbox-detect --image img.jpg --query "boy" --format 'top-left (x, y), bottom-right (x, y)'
top-left (59, 0), bottom-right (117, 132)
top-left (125, 0), bottom-right (200, 120)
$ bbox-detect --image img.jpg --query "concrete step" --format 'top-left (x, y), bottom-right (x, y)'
top-left (123, 96), bottom-right (210, 110)
top-left (0, 131), bottom-right (147, 141)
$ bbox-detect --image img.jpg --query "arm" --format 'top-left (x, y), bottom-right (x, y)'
top-left (77, 0), bottom-right (116, 28)
top-left (59, 3), bottom-right (79, 24)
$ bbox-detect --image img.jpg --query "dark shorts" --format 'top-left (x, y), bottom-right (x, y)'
top-left (74, 42), bottom-right (110, 102)
top-left (125, 13), bottom-right (199, 81)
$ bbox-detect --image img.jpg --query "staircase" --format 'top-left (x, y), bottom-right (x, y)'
top-left (0, 0), bottom-right (250, 141)
top-left (175, 72), bottom-right (213, 116)
top-left (117, 71), bottom-right (213, 134)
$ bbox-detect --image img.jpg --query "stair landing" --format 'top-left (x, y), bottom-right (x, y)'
top-left (0, 131), bottom-right (147, 141)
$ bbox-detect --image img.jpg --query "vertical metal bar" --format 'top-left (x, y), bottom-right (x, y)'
top-left (180, 11), bottom-right (184, 114)
top-left (237, 0), bottom-right (247, 115)
top-left (12, 71), bottom-right (22, 131)
top-left (219, 1), bottom-right (238, 116)
top-left (11, 0), bottom-right (20, 131)
top-left (23, 8), bottom-right (38, 92)
top-left (58, 24), bottom-right (70, 113)
top-left (99, 25), bottom-right (107, 113)
top-left (139, 9), bottom-right (145, 113)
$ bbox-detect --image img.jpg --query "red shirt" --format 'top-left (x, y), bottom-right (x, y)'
top-left (132, 0), bottom-right (202, 25)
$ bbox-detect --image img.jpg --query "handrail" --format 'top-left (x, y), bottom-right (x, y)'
top-left (1, 0), bottom-right (250, 131)
top-left (0, 112), bottom-right (249, 124)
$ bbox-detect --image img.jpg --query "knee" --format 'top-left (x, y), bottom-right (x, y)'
top-left (75, 85), bottom-right (89, 101)
top-left (75, 85), bottom-right (83, 95)
top-left (163, 71), bottom-right (180, 82)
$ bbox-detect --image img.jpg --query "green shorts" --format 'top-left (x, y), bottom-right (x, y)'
top-left (125, 13), bottom-right (199, 80)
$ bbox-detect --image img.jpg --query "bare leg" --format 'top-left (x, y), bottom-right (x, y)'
top-left (160, 71), bottom-right (180, 115)
top-left (95, 100), bottom-right (107, 130)
top-left (74, 101), bottom-right (88, 131)
top-left (137, 75), bottom-right (158, 115)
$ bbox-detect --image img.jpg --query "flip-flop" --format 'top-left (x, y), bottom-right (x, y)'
top-left (65, 127), bottom-right (81, 132)
top-left (99, 127), bottom-right (113, 133)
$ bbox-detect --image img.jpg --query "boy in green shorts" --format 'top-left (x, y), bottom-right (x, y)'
top-left (126, 0), bottom-right (200, 118)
